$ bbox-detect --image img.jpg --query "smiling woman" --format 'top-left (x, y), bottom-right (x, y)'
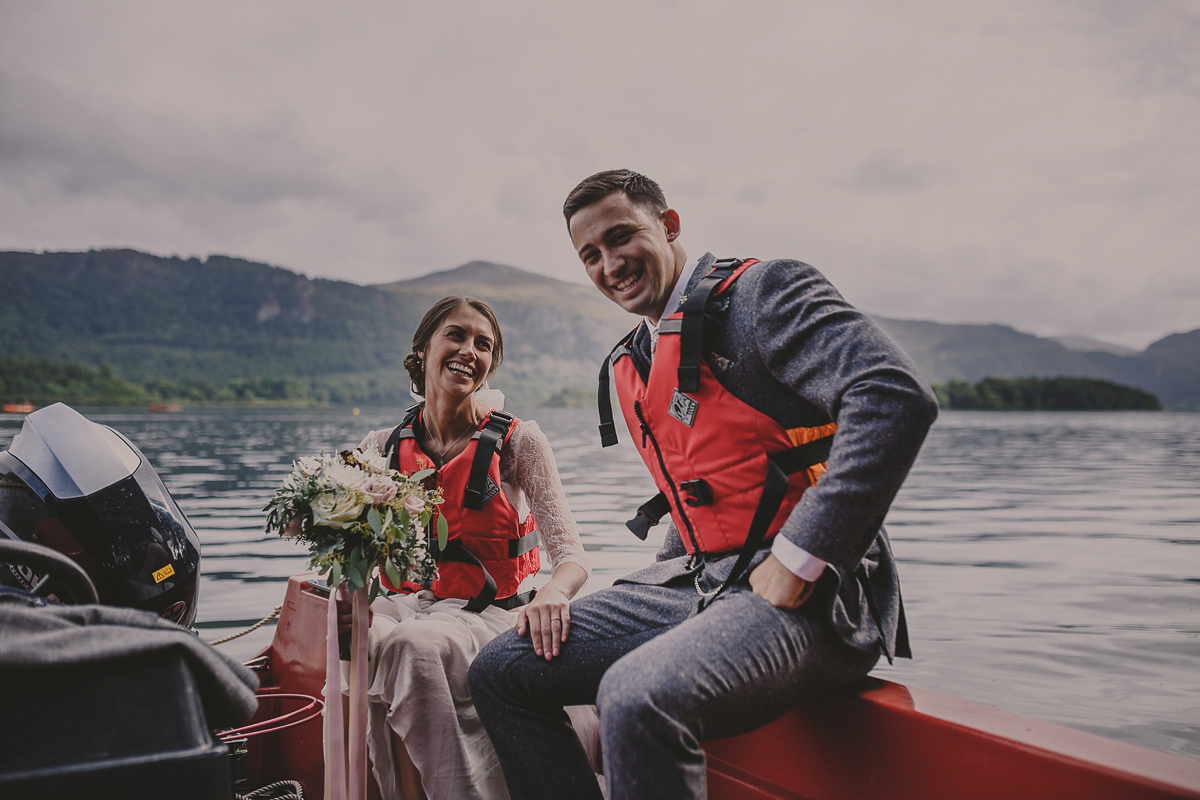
top-left (337, 295), bottom-right (595, 800)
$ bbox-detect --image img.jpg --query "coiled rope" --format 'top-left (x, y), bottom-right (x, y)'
top-left (236, 779), bottom-right (305, 800)
top-left (206, 606), bottom-right (282, 646)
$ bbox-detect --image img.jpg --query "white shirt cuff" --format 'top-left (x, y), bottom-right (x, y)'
top-left (770, 535), bottom-right (827, 582)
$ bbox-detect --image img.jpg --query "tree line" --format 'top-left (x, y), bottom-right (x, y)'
top-left (932, 377), bottom-right (1161, 411)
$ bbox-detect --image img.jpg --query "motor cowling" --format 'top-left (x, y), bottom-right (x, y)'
top-left (0, 403), bottom-right (200, 627)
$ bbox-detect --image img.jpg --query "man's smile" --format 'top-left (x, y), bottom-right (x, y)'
top-left (612, 268), bottom-right (644, 294)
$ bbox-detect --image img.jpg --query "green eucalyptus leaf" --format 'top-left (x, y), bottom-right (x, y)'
top-left (398, 508), bottom-right (410, 534)
top-left (329, 560), bottom-right (342, 589)
top-left (369, 575), bottom-right (382, 601)
top-left (345, 562), bottom-right (364, 591)
top-left (436, 513), bottom-right (449, 551)
top-left (383, 507), bottom-right (394, 532)
top-left (367, 507), bottom-right (383, 534)
top-left (385, 556), bottom-right (402, 587)
top-left (410, 468), bottom-right (434, 482)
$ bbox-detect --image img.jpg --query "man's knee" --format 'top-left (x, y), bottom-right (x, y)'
top-left (596, 652), bottom-right (658, 729)
top-left (468, 628), bottom-right (523, 698)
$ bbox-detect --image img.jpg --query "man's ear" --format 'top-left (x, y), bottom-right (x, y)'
top-left (662, 209), bottom-right (681, 242)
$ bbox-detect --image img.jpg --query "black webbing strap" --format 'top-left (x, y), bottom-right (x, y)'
top-left (623, 433), bottom-right (835, 540)
top-left (437, 540), bottom-right (498, 612)
top-left (698, 454), bottom-right (790, 612)
top-left (493, 588), bottom-right (537, 611)
top-left (463, 411), bottom-right (514, 510)
top-left (625, 492), bottom-right (671, 540)
top-left (598, 329), bottom-right (638, 448)
top-left (508, 528), bottom-right (540, 557)
top-left (677, 259), bottom-right (742, 393)
top-left (384, 404), bottom-right (423, 472)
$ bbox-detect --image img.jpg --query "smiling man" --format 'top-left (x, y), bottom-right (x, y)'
top-left (469, 169), bottom-right (939, 800)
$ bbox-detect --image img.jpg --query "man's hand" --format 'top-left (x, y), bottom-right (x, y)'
top-left (749, 554), bottom-right (817, 610)
top-left (516, 585), bottom-right (571, 660)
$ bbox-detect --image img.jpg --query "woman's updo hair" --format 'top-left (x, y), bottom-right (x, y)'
top-left (404, 296), bottom-right (504, 396)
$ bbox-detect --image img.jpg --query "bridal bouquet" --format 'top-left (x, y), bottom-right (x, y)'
top-left (264, 447), bottom-right (448, 800)
top-left (263, 449), bottom-right (445, 596)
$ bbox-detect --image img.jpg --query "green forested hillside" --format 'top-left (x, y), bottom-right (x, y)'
top-left (1, 249), bottom-right (1197, 408)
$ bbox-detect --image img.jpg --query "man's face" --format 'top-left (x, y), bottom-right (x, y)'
top-left (569, 191), bottom-right (681, 322)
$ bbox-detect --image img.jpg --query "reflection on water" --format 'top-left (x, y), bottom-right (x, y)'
top-left (2, 407), bottom-right (1197, 760)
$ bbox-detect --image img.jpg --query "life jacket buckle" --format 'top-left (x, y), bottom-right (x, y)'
top-left (680, 479), bottom-right (713, 507)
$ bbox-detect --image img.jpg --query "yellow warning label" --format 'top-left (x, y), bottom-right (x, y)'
top-left (153, 564), bottom-right (176, 583)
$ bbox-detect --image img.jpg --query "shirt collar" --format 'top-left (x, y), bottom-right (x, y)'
top-left (645, 258), bottom-right (696, 334)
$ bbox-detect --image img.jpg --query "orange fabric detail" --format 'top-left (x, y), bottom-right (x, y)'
top-left (785, 422), bottom-right (838, 448)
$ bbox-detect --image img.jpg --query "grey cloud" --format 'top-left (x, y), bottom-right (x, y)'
top-left (854, 150), bottom-right (948, 192)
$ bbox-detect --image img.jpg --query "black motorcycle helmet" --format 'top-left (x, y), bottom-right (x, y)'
top-left (0, 403), bottom-right (201, 627)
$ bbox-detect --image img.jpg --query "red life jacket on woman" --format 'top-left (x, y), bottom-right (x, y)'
top-left (597, 258), bottom-right (837, 601)
top-left (379, 408), bottom-right (540, 612)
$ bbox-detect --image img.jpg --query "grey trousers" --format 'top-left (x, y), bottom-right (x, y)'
top-left (468, 577), bottom-right (881, 800)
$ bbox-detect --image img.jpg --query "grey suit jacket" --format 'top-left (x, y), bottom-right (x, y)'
top-left (614, 253), bottom-right (939, 662)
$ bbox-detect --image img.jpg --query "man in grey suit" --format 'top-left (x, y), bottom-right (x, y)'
top-left (469, 169), bottom-right (938, 800)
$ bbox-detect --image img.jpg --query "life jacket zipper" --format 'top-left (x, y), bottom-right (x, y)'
top-left (633, 399), bottom-right (702, 555)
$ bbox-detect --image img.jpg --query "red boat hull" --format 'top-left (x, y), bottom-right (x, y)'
top-left (249, 575), bottom-right (1200, 799)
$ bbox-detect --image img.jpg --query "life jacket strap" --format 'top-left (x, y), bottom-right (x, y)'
top-left (698, 451), bottom-right (790, 612)
top-left (437, 540), bottom-right (498, 612)
top-left (625, 492), bottom-right (671, 540)
top-left (509, 528), bottom-right (540, 557)
top-left (677, 258), bottom-right (743, 393)
top-left (624, 433), bottom-right (835, 539)
top-left (384, 404), bottom-right (423, 471)
top-left (597, 328), bottom-right (639, 448)
top-left (463, 411), bottom-right (515, 510)
top-left (492, 588), bottom-right (537, 611)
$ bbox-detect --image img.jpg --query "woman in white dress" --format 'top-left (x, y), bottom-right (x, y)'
top-left (342, 296), bottom-right (592, 800)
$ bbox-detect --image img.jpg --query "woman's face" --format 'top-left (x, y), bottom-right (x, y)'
top-left (420, 305), bottom-right (496, 400)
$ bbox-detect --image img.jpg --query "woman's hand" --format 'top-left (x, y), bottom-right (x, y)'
top-left (335, 580), bottom-right (373, 636)
top-left (514, 562), bottom-right (587, 660)
top-left (516, 586), bottom-right (571, 660)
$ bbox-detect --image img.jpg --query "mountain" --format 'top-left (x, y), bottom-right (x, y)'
top-left (1, 249), bottom-right (1196, 408)
top-left (1050, 336), bottom-right (1137, 357)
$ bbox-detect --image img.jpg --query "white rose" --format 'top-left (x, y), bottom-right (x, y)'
top-left (310, 490), bottom-right (365, 529)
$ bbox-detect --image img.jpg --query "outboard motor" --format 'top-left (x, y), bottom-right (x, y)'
top-left (0, 403), bottom-right (201, 626)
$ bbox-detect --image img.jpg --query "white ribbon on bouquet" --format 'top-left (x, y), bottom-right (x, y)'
top-left (324, 585), bottom-right (370, 800)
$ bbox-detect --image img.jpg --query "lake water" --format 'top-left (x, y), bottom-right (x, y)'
top-left (2, 407), bottom-right (1197, 761)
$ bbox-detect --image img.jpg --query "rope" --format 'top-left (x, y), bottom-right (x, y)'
top-left (206, 606), bottom-right (282, 646)
top-left (236, 779), bottom-right (305, 800)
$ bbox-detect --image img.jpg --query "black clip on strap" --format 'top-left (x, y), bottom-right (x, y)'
top-left (677, 260), bottom-right (741, 394)
top-left (625, 492), bottom-right (671, 540)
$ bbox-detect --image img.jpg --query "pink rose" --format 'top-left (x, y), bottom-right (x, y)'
top-left (362, 476), bottom-right (399, 505)
top-left (403, 495), bottom-right (424, 515)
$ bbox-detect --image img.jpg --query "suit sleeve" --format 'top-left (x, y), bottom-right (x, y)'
top-left (746, 260), bottom-right (939, 574)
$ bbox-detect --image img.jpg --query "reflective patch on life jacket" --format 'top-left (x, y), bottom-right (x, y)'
top-left (668, 389), bottom-right (698, 427)
top-left (479, 476), bottom-right (501, 506)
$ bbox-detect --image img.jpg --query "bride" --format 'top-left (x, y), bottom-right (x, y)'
top-left (343, 296), bottom-right (593, 800)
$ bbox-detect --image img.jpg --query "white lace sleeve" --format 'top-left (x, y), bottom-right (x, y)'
top-left (500, 421), bottom-right (590, 577)
top-left (357, 429), bottom-right (392, 456)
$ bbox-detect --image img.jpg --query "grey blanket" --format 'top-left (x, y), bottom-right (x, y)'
top-left (0, 595), bottom-right (259, 729)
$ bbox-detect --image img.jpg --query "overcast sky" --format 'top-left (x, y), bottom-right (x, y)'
top-left (1, 1), bottom-right (1197, 348)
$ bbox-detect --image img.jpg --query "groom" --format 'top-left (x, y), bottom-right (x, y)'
top-left (469, 169), bottom-right (938, 799)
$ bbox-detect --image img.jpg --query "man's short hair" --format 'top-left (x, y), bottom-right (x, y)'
top-left (563, 169), bottom-right (667, 227)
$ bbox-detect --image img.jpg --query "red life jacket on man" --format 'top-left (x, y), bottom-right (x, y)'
top-left (379, 407), bottom-right (540, 612)
top-left (598, 258), bottom-right (837, 602)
